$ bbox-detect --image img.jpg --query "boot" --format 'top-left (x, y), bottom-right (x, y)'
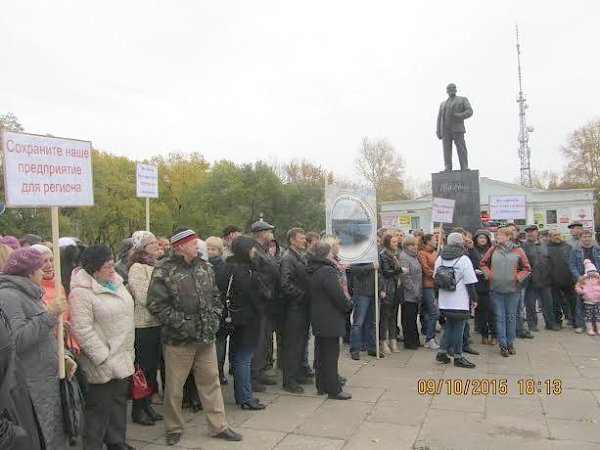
top-left (380, 340), bottom-right (392, 355)
top-left (586, 322), bottom-right (596, 336)
top-left (389, 339), bottom-right (400, 353)
top-left (132, 399), bottom-right (155, 426)
top-left (143, 398), bottom-right (163, 421)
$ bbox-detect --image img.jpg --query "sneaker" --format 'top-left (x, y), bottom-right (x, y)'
top-left (518, 331), bottom-right (534, 339)
top-left (575, 327), bottom-right (584, 334)
top-left (381, 340), bottom-right (392, 355)
top-left (435, 352), bottom-right (451, 364)
top-left (586, 328), bottom-right (597, 336)
top-left (424, 338), bottom-right (440, 349)
top-left (389, 340), bottom-right (400, 353)
top-left (507, 344), bottom-right (516, 355)
top-left (367, 350), bottom-right (385, 358)
top-left (500, 346), bottom-right (510, 357)
top-left (350, 352), bottom-right (360, 360)
top-left (283, 383), bottom-right (304, 394)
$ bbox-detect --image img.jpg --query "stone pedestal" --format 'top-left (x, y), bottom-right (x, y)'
top-left (431, 169), bottom-right (481, 232)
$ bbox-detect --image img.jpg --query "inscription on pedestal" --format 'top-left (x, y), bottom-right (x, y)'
top-left (431, 170), bottom-right (481, 231)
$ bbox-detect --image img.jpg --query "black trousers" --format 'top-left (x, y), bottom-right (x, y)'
top-left (401, 302), bottom-right (420, 348)
top-left (314, 336), bottom-right (341, 395)
top-left (251, 314), bottom-right (272, 379)
top-left (553, 287), bottom-right (576, 324)
top-left (282, 309), bottom-right (309, 386)
top-left (135, 326), bottom-right (161, 393)
top-left (83, 378), bottom-right (129, 450)
top-left (442, 132), bottom-right (468, 170)
top-left (216, 326), bottom-right (233, 378)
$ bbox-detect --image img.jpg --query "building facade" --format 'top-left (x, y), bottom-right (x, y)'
top-left (380, 177), bottom-right (595, 235)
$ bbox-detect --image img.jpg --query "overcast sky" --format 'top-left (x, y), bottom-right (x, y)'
top-left (1, 1), bottom-right (598, 187)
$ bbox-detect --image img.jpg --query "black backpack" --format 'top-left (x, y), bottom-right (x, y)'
top-left (434, 258), bottom-right (460, 291)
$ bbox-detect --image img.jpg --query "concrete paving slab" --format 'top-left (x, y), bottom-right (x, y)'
top-left (343, 420), bottom-right (419, 450)
top-left (294, 399), bottom-right (372, 439)
top-left (541, 389), bottom-right (600, 420)
top-left (241, 395), bottom-right (324, 432)
top-left (547, 418), bottom-right (600, 443)
top-left (415, 409), bottom-right (486, 450)
top-left (273, 433), bottom-right (345, 449)
top-left (367, 398), bottom-right (430, 426)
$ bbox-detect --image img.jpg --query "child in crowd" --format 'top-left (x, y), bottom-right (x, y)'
top-left (575, 259), bottom-right (600, 336)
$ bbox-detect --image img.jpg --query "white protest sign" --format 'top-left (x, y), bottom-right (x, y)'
top-left (136, 163), bottom-right (159, 198)
top-left (431, 197), bottom-right (455, 223)
top-left (2, 131), bottom-right (93, 206)
top-left (489, 195), bottom-right (526, 220)
top-left (326, 185), bottom-right (378, 264)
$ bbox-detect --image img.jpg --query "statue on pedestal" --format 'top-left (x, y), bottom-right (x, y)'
top-left (436, 83), bottom-right (473, 171)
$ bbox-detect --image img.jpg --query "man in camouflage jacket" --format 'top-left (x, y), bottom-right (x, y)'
top-left (147, 227), bottom-right (242, 445)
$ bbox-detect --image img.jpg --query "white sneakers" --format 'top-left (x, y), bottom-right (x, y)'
top-left (389, 340), bottom-right (400, 353)
top-left (425, 338), bottom-right (440, 349)
top-left (380, 340), bottom-right (392, 354)
top-left (575, 327), bottom-right (584, 334)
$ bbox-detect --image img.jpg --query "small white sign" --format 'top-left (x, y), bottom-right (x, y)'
top-left (431, 197), bottom-right (455, 223)
top-left (136, 163), bottom-right (159, 198)
top-left (2, 131), bottom-right (94, 207)
top-left (489, 195), bottom-right (526, 220)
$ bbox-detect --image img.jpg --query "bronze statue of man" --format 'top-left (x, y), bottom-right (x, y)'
top-left (436, 83), bottom-right (473, 171)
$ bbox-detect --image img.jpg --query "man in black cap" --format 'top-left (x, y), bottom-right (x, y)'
top-left (250, 220), bottom-right (280, 390)
top-left (523, 225), bottom-right (558, 331)
top-left (566, 221), bottom-right (584, 248)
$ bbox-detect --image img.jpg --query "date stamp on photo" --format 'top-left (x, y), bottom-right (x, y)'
top-left (416, 378), bottom-right (563, 396)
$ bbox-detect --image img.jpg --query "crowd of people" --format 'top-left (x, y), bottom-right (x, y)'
top-left (0, 218), bottom-right (598, 449)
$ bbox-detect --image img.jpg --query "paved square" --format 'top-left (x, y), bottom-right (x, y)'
top-left (119, 324), bottom-right (600, 449)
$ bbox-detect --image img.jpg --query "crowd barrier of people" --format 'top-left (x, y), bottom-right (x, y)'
top-left (0, 219), bottom-right (598, 449)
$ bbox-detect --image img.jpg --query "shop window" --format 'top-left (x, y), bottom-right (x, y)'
top-left (411, 216), bottom-right (420, 231)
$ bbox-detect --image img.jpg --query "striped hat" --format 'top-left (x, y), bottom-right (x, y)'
top-left (171, 227), bottom-right (198, 247)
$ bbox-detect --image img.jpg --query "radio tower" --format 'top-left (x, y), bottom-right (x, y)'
top-left (516, 25), bottom-right (533, 187)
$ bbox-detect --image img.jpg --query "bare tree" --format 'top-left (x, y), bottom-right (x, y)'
top-left (355, 137), bottom-right (407, 201)
top-left (561, 118), bottom-right (600, 186)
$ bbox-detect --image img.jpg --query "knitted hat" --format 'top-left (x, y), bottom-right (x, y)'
top-left (0, 236), bottom-right (20, 250)
top-left (81, 245), bottom-right (113, 275)
top-left (30, 244), bottom-right (53, 255)
top-left (131, 231), bottom-right (156, 251)
top-left (171, 227), bottom-right (198, 247)
top-left (447, 232), bottom-right (464, 246)
top-left (231, 236), bottom-right (256, 260)
top-left (584, 259), bottom-right (597, 274)
top-left (3, 247), bottom-right (44, 276)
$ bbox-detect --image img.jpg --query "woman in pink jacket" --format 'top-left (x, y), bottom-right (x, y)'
top-left (575, 259), bottom-right (600, 336)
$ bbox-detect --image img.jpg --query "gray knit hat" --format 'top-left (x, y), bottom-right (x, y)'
top-left (447, 232), bottom-right (464, 246)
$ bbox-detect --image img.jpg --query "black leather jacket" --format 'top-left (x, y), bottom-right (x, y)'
top-left (280, 248), bottom-right (310, 312)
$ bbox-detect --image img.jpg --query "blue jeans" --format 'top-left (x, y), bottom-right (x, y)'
top-left (516, 287), bottom-right (526, 334)
top-left (575, 295), bottom-right (585, 328)
top-left (232, 342), bottom-right (254, 404)
top-left (350, 295), bottom-right (376, 355)
top-left (439, 317), bottom-right (466, 358)
top-left (525, 285), bottom-right (556, 328)
top-left (491, 291), bottom-right (520, 346)
top-left (422, 288), bottom-right (439, 341)
top-left (462, 320), bottom-right (470, 349)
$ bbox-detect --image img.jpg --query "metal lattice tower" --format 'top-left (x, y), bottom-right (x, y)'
top-left (516, 25), bottom-right (532, 187)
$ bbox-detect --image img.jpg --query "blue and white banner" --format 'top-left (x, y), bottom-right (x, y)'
top-left (326, 185), bottom-right (378, 264)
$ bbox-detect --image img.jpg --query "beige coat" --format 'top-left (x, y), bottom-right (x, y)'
top-left (69, 268), bottom-right (135, 384)
top-left (128, 262), bottom-right (161, 328)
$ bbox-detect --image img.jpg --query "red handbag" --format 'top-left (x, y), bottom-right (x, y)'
top-left (131, 365), bottom-right (152, 400)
